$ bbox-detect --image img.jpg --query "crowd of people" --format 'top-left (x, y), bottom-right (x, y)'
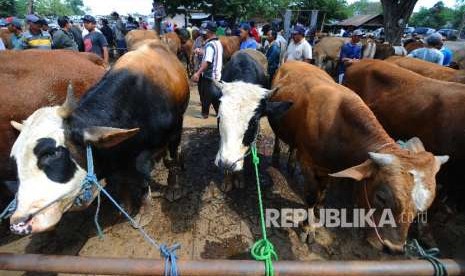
top-left (0, 12), bottom-right (152, 63)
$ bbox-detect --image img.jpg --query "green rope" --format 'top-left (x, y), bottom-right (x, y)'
top-left (250, 144), bottom-right (278, 276)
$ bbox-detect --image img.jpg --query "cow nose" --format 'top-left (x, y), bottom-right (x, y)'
top-left (217, 160), bottom-right (237, 172)
top-left (10, 214), bottom-right (31, 226)
top-left (10, 214), bottom-right (33, 235)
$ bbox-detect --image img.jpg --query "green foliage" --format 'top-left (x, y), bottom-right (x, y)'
top-left (409, 1), bottom-right (457, 28)
top-left (0, 0), bottom-right (16, 17)
top-left (12, 0), bottom-right (85, 17)
top-left (349, 0), bottom-right (382, 16)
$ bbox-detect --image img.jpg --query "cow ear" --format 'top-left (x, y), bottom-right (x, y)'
top-left (368, 152), bottom-right (395, 166)
top-left (403, 137), bottom-right (425, 153)
top-left (435, 155), bottom-right (449, 165)
top-left (329, 160), bottom-right (373, 181)
top-left (58, 83), bottom-right (78, 119)
top-left (265, 101), bottom-right (292, 118)
top-left (83, 127), bottom-right (139, 148)
top-left (10, 121), bottom-right (24, 132)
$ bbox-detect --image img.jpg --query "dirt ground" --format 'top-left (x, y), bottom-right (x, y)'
top-left (0, 84), bottom-right (464, 276)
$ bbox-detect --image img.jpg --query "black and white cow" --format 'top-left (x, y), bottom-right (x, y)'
top-left (205, 50), bottom-right (270, 116)
top-left (9, 41), bottom-right (189, 234)
top-left (214, 81), bottom-right (292, 172)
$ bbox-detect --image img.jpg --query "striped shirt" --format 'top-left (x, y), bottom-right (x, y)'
top-left (202, 37), bottom-right (223, 81)
top-left (21, 30), bottom-right (52, 50)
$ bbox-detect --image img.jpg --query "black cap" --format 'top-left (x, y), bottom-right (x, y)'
top-left (202, 21), bottom-right (217, 33)
top-left (82, 15), bottom-right (96, 24)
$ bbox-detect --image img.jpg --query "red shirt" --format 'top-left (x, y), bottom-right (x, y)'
top-left (251, 27), bottom-right (260, 43)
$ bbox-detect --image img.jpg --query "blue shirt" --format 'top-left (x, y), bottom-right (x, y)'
top-left (10, 33), bottom-right (23, 50)
top-left (240, 38), bottom-right (257, 50)
top-left (408, 48), bottom-right (444, 65)
top-left (266, 41), bottom-right (281, 77)
top-left (338, 42), bottom-right (362, 74)
top-left (441, 47), bottom-right (453, 66)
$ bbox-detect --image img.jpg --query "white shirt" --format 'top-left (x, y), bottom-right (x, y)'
top-left (0, 39), bottom-right (5, 51)
top-left (82, 27), bottom-right (101, 37)
top-left (203, 38), bottom-right (223, 81)
top-left (286, 39), bottom-right (312, 61)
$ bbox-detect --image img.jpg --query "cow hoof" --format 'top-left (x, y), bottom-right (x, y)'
top-left (133, 190), bottom-right (153, 228)
top-left (234, 174), bottom-right (245, 189)
top-left (163, 187), bottom-right (184, 202)
top-left (167, 170), bottom-right (180, 188)
top-left (221, 174), bottom-right (234, 192)
top-left (300, 225), bottom-right (316, 245)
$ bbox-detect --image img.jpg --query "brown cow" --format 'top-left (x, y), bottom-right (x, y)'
top-left (125, 29), bottom-right (159, 51)
top-left (345, 59), bottom-right (465, 205)
top-left (161, 32), bottom-right (181, 55)
top-left (0, 28), bottom-right (12, 49)
top-left (313, 37), bottom-right (349, 69)
top-left (180, 38), bottom-right (194, 76)
top-left (403, 39), bottom-right (424, 53)
top-left (270, 61), bottom-right (447, 252)
top-left (214, 61), bottom-right (447, 252)
top-left (386, 56), bottom-right (465, 84)
top-left (219, 36), bottom-right (240, 60)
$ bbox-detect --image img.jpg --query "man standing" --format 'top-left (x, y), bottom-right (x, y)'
top-left (111, 12), bottom-right (126, 56)
top-left (439, 35), bottom-right (452, 67)
top-left (69, 20), bottom-right (84, 51)
top-left (191, 21), bottom-right (223, 119)
top-left (6, 17), bottom-right (23, 50)
top-left (52, 16), bottom-right (78, 51)
top-left (285, 25), bottom-right (312, 63)
top-left (239, 23), bottom-right (257, 50)
top-left (21, 14), bottom-right (52, 50)
top-left (265, 29), bottom-right (281, 80)
top-left (337, 29), bottom-right (363, 84)
top-left (408, 33), bottom-right (444, 65)
top-left (82, 15), bottom-right (109, 63)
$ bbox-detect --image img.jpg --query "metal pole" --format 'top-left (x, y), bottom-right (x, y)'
top-left (0, 253), bottom-right (464, 276)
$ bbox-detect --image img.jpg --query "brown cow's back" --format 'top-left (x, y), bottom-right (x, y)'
top-left (219, 36), bottom-right (240, 60)
top-left (125, 29), bottom-right (159, 51)
top-left (271, 61), bottom-right (393, 171)
top-left (386, 56), bottom-right (465, 84)
top-left (0, 50), bottom-right (105, 180)
top-left (345, 59), bottom-right (465, 156)
top-left (113, 40), bottom-right (189, 108)
top-left (160, 32), bottom-right (181, 55)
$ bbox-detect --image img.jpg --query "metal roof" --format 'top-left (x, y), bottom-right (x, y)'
top-left (335, 14), bottom-right (383, 27)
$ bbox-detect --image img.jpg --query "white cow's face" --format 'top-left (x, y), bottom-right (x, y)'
top-left (215, 81), bottom-right (292, 172)
top-left (9, 107), bottom-right (87, 235)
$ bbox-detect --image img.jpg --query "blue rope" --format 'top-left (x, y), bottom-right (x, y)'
top-left (405, 239), bottom-right (447, 276)
top-left (83, 144), bottom-right (180, 276)
top-left (0, 197), bottom-right (17, 220)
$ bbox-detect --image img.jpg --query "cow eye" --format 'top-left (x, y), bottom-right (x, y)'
top-left (42, 149), bottom-right (61, 159)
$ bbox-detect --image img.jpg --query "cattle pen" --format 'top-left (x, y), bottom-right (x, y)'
top-left (0, 253), bottom-right (464, 275)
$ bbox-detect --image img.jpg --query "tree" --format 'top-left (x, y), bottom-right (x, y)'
top-left (35, 0), bottom-right (72, 16)
top-left (64, 0), bottom-right (84, 15)
top-left (349, 0), bottom-right (382, 16)
top-left (381, 0), bottom-right (418, 45)
top-left (0, 0), bottom-right (16, 17)
top-left (409, 1), bottom-right (454, 29)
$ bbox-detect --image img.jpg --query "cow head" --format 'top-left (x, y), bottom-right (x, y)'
top-left (214, 81), bottom-right (292, 172)
top-left (9, 85), bottom-right (138, 235)
top-left (330, 138), bottom-right (448, 253)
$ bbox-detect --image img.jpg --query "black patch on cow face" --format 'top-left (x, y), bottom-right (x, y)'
top-left (242, 99), bottom-right (266, 146)
top-left (33, 138), bottom-right (77, 183)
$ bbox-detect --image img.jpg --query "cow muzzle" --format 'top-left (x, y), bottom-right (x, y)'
top-left (10, 215), bottom-right (33, 235)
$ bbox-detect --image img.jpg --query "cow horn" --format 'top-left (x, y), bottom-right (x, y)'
top-left (266, 86), bottom-right (280, 98)
top-left (368, 152), bottom-right (395, 166)
top-left (58, 83), bottom-right (78, 118)
top-left (10, 121), bottom-right (24, 132)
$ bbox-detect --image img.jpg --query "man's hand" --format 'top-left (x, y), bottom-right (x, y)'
top-left (191, 72), bottom-right (200, 83)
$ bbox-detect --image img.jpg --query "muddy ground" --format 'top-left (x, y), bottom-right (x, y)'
top-left (1, 85), bottom-right (464, 276)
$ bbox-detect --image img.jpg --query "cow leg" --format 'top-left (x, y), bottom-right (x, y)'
top-left (163, 130), bottom-right (185, 201)
top-left (287, 147), bottom-right (297, 175)
top-left (272, 136), bottom-right (281, 168)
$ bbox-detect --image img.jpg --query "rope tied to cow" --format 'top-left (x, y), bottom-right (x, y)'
top-left (250, 143), bottom-right (278, 276)
top-left (405, 239), bottom-right (447, 276)
top-left (83, 144), bottom-right (180, 276)
top-left (0, 196), bottom-right (17, 220)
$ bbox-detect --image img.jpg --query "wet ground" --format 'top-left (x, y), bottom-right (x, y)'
top-left (0, 85), bottom-right (464, 276)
